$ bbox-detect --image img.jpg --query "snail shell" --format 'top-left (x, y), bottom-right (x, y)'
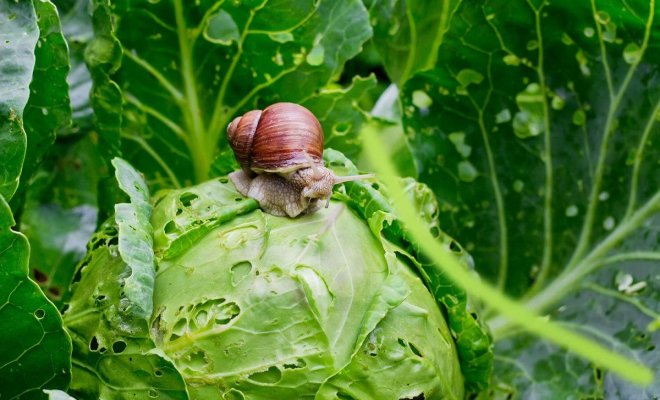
top-left (227, 102), bottom-right (324, 174)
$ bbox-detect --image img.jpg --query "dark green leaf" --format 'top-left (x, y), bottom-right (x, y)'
top-left (0, 194), bottom-right (71, 399)
top-left (0, 1), bottom-right (38, 200)
top-left (402, 0), bottom-right (659, 396)
top-left (112, 157), bottom-right (155, 319)
top-left (488, 252), bottom-right (660, 399)
top-left (301, 75), bottom-right (377, 160)
top-left (90, 0), bottom-right (372, 186)
top-left (21, 135), bottom-right (105, 305)
top-left (18, 0), bottom-right (72, 198)
top-left (367, 0), bottom-right (458, 85)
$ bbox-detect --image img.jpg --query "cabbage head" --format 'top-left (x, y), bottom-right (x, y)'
top-left (63, 156), bottom-right (491, 399)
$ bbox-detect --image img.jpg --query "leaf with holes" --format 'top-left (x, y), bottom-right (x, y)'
top-left (401, 0), bottom-right (660, 396)
top-left (64, 221), bottom-right (188, 400)
top-left (64, 165), bottom-right (470, 399)
top-left (87, 0), bottom-right (373, 188)
top-left (0, 194), bottom-right (71, 398)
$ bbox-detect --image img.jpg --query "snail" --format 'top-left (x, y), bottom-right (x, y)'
top-left (227, 102), bottom-right (373, 217)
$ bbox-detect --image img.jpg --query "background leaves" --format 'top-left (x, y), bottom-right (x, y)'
top-left (400, 0), bottom-right (659, 395)
top-left (0, 1), bottom-right (38, 201)
top-left (0, 194), bottom-right (71, 398)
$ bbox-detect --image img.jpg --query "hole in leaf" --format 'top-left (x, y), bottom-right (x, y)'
top-left (154, 368), bottom-right (163, 377)
top-left (48, 287), bottom-right (61, 298)
top-left (185, 349), bottom-right (208, 370)
top-left (112, 340), bottom-right (127, 354)
top-left (33, 269), bottom-right (48, 283)
top-left (108, 236), bottom-right (118, 246)
top-left (234, 198), bottom-right (243, 202)
top-left (397, 338), bottom-right (407, 347)
top-left (34, 309), bottom-right (45, 319)
top-left (215, 302), bottom-right (240, 325)
top-left (371, 183), bottom-right (380, 190)
top-left (408, 342), bottom-right (423, 357)
top-left (231, 261), bottom-right (252, 286)
top-left (172, 318), bottom-right (188, 336)
top-left (283, 358), bottom-right (306, 369)
top-left (449, 240), bottom-right (462, 253)
top-left (647, 345), bottom-right (656, 351)
top-left (99, 347), bottom-right (107, 353)
top-left (224, 389), bottom-right (245, 400)
top-left (248, 366), bottom-right (282, 384)
top-left (430, 227), bottom-right (440, 237)
top-left (400, 394), bottom-right (425, 400)
top-left (89, 336), bottom-right (99, 351)
top-left (219, 177), bottom-right (229, 184)
top-left (60, 304), bottom-right (69, 314)
top-left (470, 312), bottom-right (478, 320)
top-left (164, 220), bottom-right (179, 234)
top-left (148, 388), bottom-right (159, 398)
top-left (179, 192), bottom-right (198, 207)
top-left (176, 207), bottom-right (183, 216)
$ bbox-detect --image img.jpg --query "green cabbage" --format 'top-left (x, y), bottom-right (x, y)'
top-left (63, 157), bottom-right (491, 399)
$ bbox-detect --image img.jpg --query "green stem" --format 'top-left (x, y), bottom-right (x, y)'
top-left (207, 10), bottom-right (256, 152)
top-left (527, 5), bottom-right (554, 294)
top-left (568, 0), bottom-right (655, 266)
top-left (625, 99), bottom-right (660, 219)
top-left (174, 0), bottom-right (208, 182)
top-left (121, 133), bottom-right (182, 188)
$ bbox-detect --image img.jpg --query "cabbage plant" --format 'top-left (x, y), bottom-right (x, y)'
top-left (62, 155), bottom-right (490, 399)
top-left (1, 0), bottom-right (657, 398)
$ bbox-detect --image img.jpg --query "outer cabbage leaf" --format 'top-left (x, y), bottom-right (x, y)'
top-left (400, 0), bottom-right (660, 396)
top-left (0, 194), bottom-right (71, 399)
top-left (88, 0), bottom-right (373, 187)
top-left (325, 149), bottom-right (493, 392)
top-left (64, 221), bottom-right (188, 400)
top-left (0, 1), bottom-right (38, 200)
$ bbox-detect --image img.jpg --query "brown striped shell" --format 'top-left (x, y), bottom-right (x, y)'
top-left (227, 103), bottom-right (324, 174)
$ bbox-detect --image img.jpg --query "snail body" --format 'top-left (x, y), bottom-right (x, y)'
top-left (227, 102), bottom-right (371, 217)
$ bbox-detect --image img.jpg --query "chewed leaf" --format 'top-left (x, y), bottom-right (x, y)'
top-left (0, 0), bottom-right (38, 200)
top-left (325, 149), bottom-right (493, 391)
top-left (112, 157), bottom-right (155, 319)
top-left (0, 194), bottom-right (71, 396)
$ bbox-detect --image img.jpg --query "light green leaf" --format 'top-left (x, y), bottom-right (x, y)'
top-left (64, 222), bottom-right (188, 399)
top-left (112, 157), bottom-right (155, 319)
top-left (0, 194), bottom-right (71, 398)
top-left (325, 149), bottom-right (493, 391)
top-left (400, 0), bottom-right (659, 395)
top-left (0, 0), bottom-right (38, 200)
top-left (17, 0), bottom-right (72, 199)
top-left (367, 0), bottom-right (458, 85)
top-left (89, 0), bottom-right (372, 186)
